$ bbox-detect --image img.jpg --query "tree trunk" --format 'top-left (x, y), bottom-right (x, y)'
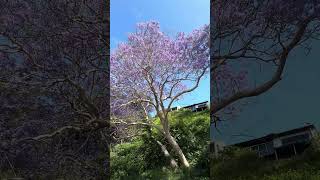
top-left (156, 140), bottom-right (178, 169)
top-left (165, 131), bottom-right (190, 168)
top-left (143, 117), bottom-right (178, 169)
top-left (158, 114), bottom-right (190, 168)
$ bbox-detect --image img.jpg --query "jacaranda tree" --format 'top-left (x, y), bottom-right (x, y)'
top-left (111, 21), bottom-right (209, 168)
top-left (211, 0), bottom-right (320, 122)
top-left (0, 0), bottom-right (109, 178)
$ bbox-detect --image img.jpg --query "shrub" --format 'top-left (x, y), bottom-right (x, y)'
top-left (110, 140), bottom-right (147, 179)
top-left (303, 134), bottom-right (320, 161)
top-left (111, 109), bottom-right (210, 179)
top-left (210, 147), bottom-right (271, 180)
top-left (210, 134), bottom-right (320, 180)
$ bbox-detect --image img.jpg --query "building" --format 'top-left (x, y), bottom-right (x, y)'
top-left (184, 101), bottom-right (209, 112)
top-left (168, 106), bottom-right (182, 112)
top-left (232, 124), bottom-right (318, 160)
top-left (169, 101), bottom-right (209, 113)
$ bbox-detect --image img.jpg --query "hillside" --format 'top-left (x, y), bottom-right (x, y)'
top-left (210, 135), bottom-right (320, 180)
top-left (111, 109), bottom-right (211, 179)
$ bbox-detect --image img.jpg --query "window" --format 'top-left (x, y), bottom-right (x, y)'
top-left (282, 133), bottom-right (310, 145)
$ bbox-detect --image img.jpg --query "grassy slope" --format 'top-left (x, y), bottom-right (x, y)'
top-left (112, 109), bottom-right (320, 180)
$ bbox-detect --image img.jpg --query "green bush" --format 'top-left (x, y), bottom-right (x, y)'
top-left (303, 134), bottom-right (320, 161)
top-left (111, 109), bottom-right (210, 179)
top-left (166, 109), bottom-right (210, 168)
top-left (210, 147), bottom-right (273, 180)
top-left (262, 169), bottom-right (320, 180)
top-left (210, 135), bottom-right (320, 180)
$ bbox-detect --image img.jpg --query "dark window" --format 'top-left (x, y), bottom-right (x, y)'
top-left (282, 133), bottom-right (310, 145)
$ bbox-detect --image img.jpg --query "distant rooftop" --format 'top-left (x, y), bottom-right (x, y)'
top-left (183, 101), bottom-right (208, 109)
top-left (169, 101), bottom-right (209, 112)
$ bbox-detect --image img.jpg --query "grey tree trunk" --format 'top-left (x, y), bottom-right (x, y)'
top-left (156, 140), bottom-right (178, 168)
top-left (165, 131), bottom-right (190, 168)
top-left (158, 113), bottom-right (190, 168)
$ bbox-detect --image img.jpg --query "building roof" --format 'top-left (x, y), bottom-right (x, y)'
top-left (232, 124), bottom-right (316, 147)
top-left (183, 101), bottom-right (208, 109)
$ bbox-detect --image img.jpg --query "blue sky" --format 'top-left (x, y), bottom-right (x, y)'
top-left (111, 0), bottom-right (210, 108)
top-left (212, 41), bottom-right (320, 145)
top-left (110, 1), bottom-right (320, 145)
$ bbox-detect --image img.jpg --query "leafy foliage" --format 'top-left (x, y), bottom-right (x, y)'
top-left (210, 135), bottom-right (320, 180)
top-left (111, 109), bottom-right (210, 179)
